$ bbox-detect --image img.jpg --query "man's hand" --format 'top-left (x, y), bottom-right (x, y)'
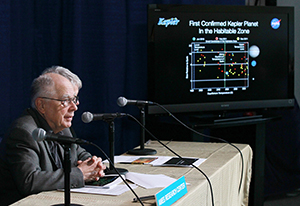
top-left (77, 156), bottom-right (106, 182)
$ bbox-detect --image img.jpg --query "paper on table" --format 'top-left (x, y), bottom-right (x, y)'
top-left (125, 172), bottom-right (178, 189)
top-left (69, 171), bottom-right (188, 195)
top-left (107, 155), bottom-right (206, 167)
top-left (104, 156), bottom-right (159, 164)
top-left (69, 184), bottom-right (138, 196)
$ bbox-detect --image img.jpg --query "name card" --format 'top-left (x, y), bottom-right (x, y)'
top-left (155, 176), bottom-right (188, 206)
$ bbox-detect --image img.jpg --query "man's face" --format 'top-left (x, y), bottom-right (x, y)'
top-left (38, 73), bottom-right (79, 134)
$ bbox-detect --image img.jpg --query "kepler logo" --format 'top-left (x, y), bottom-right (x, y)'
top-left (157, 17), bottom-right (180, 27)
top-left (271, 18), bottom-right (281, 29)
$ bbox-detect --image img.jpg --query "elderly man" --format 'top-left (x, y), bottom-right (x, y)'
top-left (0, 66), bottom-right (106, 205)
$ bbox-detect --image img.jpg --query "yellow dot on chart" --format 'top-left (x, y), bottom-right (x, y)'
top-left (211, 49), bottom-right (213, 52)
top-left (217, 76), bottom-right (219, 78)
top-left (237, 37), bottom-right (240, 40)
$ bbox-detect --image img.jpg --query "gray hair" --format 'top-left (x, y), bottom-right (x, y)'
top-left (30, 66), bottom-right (82, 108)
top-left (42, 66), bottom-right (82, 89)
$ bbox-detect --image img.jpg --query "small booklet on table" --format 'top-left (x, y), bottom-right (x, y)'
top-left (118, 157), bottom-right (158, 165)
top-left (161, 157), bottom-right (198, 167)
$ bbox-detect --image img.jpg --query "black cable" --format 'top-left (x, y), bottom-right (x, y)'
top-left (89, 142), bottom-right (144, 206)
top-left (151, 102), bottom-right (245, 193)
top-left (126, 114), bottom-right (215, 206)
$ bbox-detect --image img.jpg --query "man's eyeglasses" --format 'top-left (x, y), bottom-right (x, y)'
top-left (40, 96), bottom-right (79, 107)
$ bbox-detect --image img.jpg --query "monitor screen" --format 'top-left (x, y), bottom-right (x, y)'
top-left (147, 4), bottom-right (294, 115)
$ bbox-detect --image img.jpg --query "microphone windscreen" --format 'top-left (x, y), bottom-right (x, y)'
top-left (32, 128), bottom-right (46, 141)
top-left (117, 96), bottom-right (127, 107)
top-left (82, 112), bottom-right (93, 123)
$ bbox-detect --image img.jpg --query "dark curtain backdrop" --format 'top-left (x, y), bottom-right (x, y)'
top-left (3, 0), bottom-right (300, 198)
top-left (0, 0), bottom-right (244, 156)
top-left (265, 102), bottom-right (300, 196)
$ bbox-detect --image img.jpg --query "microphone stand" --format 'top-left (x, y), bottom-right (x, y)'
top-left (53, 143), bottom-right (82, 206)
top-left (127, 105), bottom-right (157, 155)
top-left (104, 119), bottom-right (128, 175)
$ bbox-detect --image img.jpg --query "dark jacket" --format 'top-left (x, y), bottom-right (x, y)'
top-left (0, 108), bottom-right (91, 205)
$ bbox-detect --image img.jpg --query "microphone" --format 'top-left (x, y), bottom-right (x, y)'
top-left (81, 112), bottom-right (127, 123)
top-left (32, 128), bottom-right (90, 145)
top-left (33, 128), bottom-right (144, 205)
top-left (117, 96), bottom-right (153, 107)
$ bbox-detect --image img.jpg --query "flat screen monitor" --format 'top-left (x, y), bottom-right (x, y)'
top-left (147, 4), bottom-right (295, 115)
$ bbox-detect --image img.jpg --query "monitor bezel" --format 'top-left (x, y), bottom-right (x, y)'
top-left (147, 4), bottom-right (295, 115)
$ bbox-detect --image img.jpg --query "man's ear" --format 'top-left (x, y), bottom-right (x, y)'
top-left (35, 98), bottom-right (46, 114)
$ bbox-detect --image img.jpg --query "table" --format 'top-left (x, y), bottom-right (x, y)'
top-left (192, 115), bottom-right (278, 206)
top-left (11, 141), bottom-right (253, 206)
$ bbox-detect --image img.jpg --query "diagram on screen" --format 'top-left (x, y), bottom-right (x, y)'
top-left (188, 39), bottom-right (249, 93)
